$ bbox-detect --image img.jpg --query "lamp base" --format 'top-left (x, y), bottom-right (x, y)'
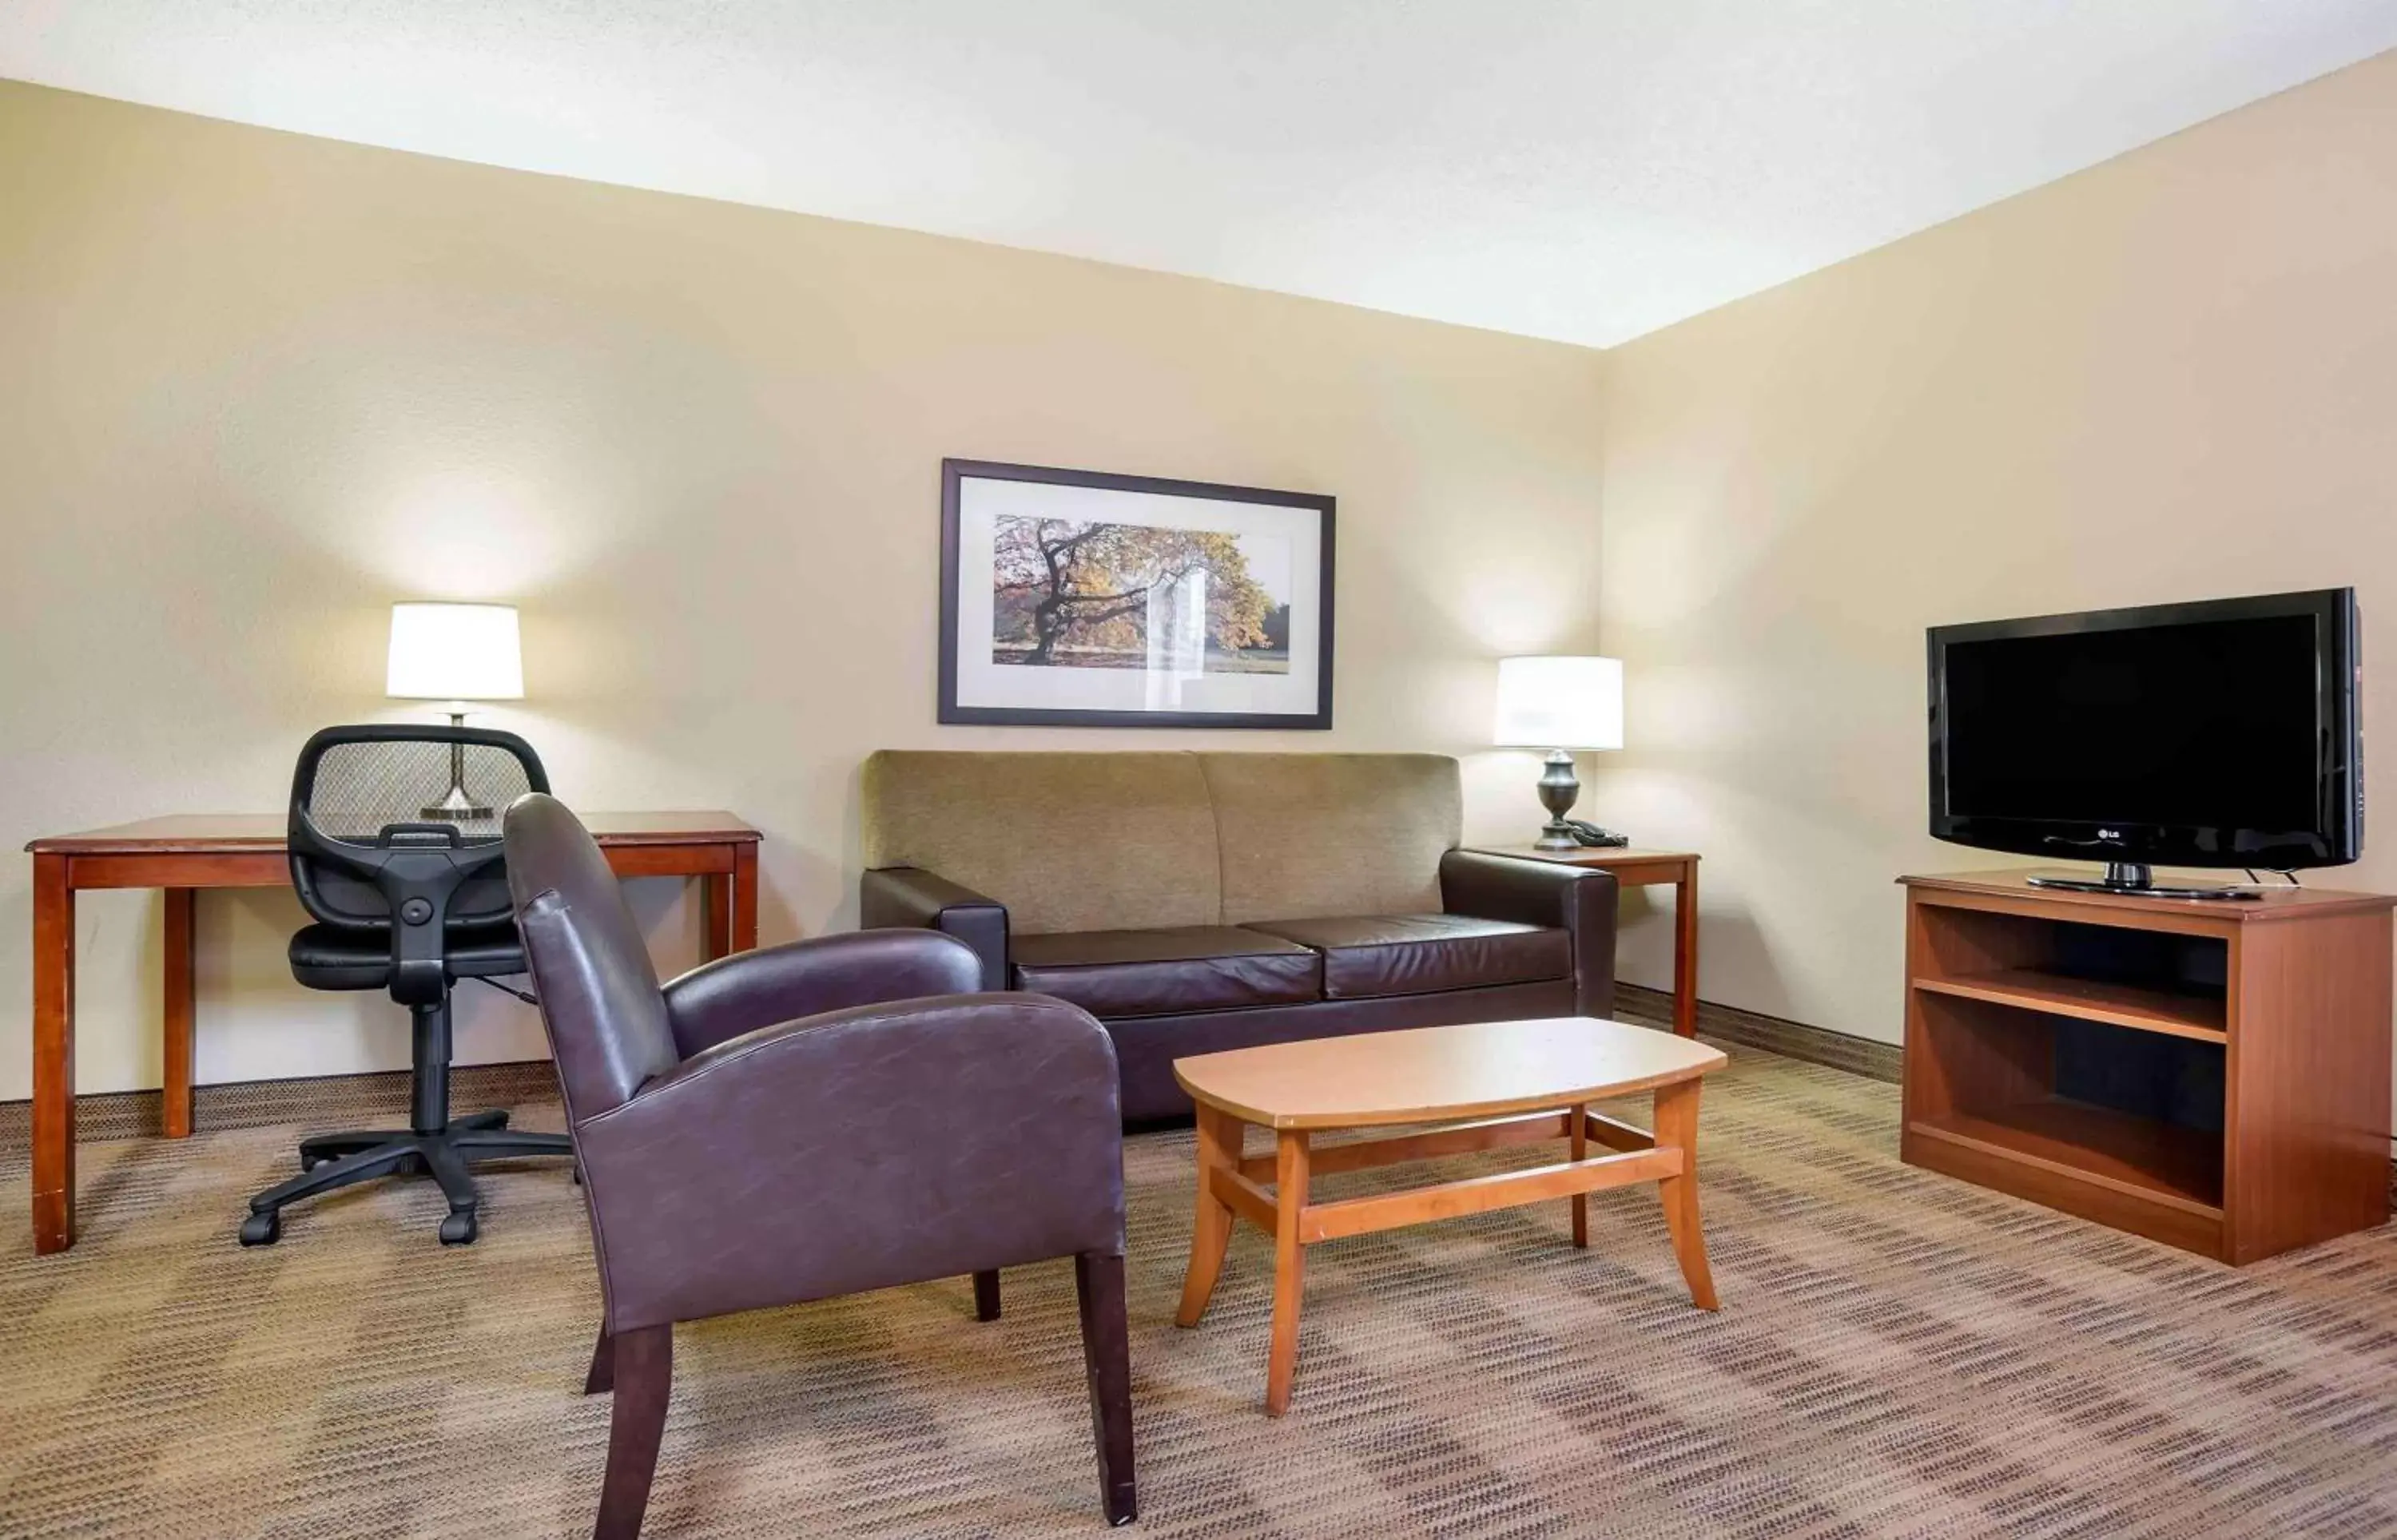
top-left (420, 711), bottom-right (491, 822)
top-left (420, 784), bottom-right (494, 824)
top-left (1532, 749), bottom-right (1581, 850)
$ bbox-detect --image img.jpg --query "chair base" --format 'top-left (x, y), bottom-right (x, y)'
top-left (240, 1109), bottom-right (572, 1248)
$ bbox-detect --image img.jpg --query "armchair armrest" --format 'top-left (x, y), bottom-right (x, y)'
top-left (1439, 850), bottom-right (1618, 1016)
top-left (575, 992), bottom-right (1124, 1331)
top-left (661, 929), bottom-right (981, 1057)
top-left (859, 866), bottom-right (1008, 991)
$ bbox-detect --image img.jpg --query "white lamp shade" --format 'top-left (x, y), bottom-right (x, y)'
top-left (386, 603), bottom-right (525, 701)
top-left (1493, 656), bottom-right (1623, 749)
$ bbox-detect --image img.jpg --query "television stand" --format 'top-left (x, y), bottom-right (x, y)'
top-left (1899, 870), bottom-right (2394, 1264)
top-left (2025, 862), bottom-right (2257, 901)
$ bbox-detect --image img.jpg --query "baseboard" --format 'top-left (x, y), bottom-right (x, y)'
top-left (0, 998), bottom-right (1896, 1154)
top-left (1614, 982), bottom-right (1902, 1085)
top-left (0, 1060), bottom-right (562, 1152)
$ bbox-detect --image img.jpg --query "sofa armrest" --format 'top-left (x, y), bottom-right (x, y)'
top-left (859, 866), bottom-right (1009, 991)
top-left (661, 929), bottom-right (982, 1057)
top-left (1439, 850), bottom-right (1618, 1016)
top-left (575, 992), bottom-right (1124, 1330)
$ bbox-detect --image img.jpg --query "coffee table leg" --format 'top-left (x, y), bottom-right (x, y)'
top-left (1264, 1129), bottom-right (1310, 1417)
top-left (1176, 1105), bottom-right (1242, 1328)
top-left (1568, 1101), bottom-right (1589, 1248)
top-left (1653, 1079), bottom-right (1719, 1311)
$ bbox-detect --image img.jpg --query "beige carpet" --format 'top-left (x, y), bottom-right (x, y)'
top-left (6, 1039), bottom-right (2397, 1539)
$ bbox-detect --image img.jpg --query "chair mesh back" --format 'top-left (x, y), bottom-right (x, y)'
top-left (305, 740), bottom-right (534, 846)
top-left (292, 730), bottom-right (546, 928)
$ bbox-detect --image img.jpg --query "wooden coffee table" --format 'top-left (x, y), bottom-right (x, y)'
top-left (1172, 1016), bottom-right (1728, 1415)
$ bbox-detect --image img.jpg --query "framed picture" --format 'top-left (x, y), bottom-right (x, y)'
top-left (939, 458), bottom-right (1335, 728)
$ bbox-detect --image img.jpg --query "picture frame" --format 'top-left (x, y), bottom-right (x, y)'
top-left (939, 458), bottom-right (1336, 729)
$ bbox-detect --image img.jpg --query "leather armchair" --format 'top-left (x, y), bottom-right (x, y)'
top-left (504, 795), bottom-right (1135, 1538)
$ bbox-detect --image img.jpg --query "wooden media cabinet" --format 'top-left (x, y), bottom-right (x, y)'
top-left (1899, 871), bottom-right (2394, 1264)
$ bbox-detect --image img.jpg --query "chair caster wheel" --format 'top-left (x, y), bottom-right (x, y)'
top-left (571, 1165), bottom-right (584, 1187)
top-left (439, 1210), bottom-right (479, 1246)
top-left (488, 1110), bottom-right (511, 1130)
top-left (240, 1210), bottom-right (281, 1247)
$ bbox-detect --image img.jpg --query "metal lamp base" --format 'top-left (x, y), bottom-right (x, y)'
top-left (1532, 749), bottom-right (1581, 850)
top-left (420, 712), bottom-right (492, 822)
top-left (421, 784), bottom-right (494, 823)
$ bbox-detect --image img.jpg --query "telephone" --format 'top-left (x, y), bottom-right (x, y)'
top-left (1563, 820), bottom-right (1630, 848)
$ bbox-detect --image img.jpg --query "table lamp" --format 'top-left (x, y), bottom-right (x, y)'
top-left (1493, 656), bottom-right (1624, 851)
top-left (386, 601), bottom-right (524, 820)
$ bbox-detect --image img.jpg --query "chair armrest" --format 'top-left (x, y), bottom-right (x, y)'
top-left (1439, 850), bottom-right (1618, 1017)
top-left (660, 930), bottom-right (982, 1057)
top-left (574, 992), bottom-right (1124, 1331)
top-left (859, 866), bottom-right (1008, 991)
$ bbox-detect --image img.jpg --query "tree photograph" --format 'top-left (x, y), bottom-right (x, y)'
top-left (991, 514), bottom-right (1292, 674)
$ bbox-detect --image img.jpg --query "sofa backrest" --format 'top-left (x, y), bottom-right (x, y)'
top-left (861, 749), bottom-right (1462, 935)
top-left (861, 751), bottom-right (1220, 935)
top-left (1198, 753), bottom-right (1458, 923)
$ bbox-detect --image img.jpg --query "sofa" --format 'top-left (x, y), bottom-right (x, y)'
top-left (859, 751), bottom-right (1618, 1121)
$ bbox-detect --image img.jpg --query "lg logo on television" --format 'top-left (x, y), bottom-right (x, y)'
top-left (2098, 828), bottom-right (2125, 841)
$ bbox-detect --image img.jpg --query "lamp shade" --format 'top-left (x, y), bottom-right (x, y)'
top-left (386, 603), bottom-right (524, 701)
top-left (1493, 656), bottom-right (1623, 749)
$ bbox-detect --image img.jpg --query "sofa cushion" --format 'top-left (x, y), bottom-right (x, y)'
top-left (1238, 914), bottom-right (1569, 1000)
top-left (1010, 927), bottom-right (1323, 1018)
top-left (861, 750), bottom-right (1220, 935)
top-left (1201, 753), bottom-right (1460, 923)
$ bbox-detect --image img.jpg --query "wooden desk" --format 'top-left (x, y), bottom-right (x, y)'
top-left (1473, 848), bottom-right (1701, 1038)
top-left (25, 812), bottom-right (761, 1256)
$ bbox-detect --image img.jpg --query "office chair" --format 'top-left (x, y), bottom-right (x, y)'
top-left (239, 724), bottom-right (573, 1248)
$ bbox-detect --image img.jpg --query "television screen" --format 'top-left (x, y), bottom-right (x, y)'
top-left (1928, 590), bottom-right (2359, 871)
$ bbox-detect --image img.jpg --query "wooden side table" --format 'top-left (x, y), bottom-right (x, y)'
top-left (1474, 847), bottom-right (1700, 1037)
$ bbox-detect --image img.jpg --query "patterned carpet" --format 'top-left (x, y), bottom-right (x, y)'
top-left (5, 1038), bottom-right (2397, 1540)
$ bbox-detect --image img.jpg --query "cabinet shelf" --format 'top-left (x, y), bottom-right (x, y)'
top-left (1912, 967), bottom-right (2225, 1042)
top-left (1908, 1101), bottom-right (2222, 1216)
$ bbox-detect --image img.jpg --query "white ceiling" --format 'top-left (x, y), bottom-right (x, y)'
top-left (6, 2), bottom-right (2394, 347)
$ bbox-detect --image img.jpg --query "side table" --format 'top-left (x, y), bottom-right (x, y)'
top-left (1473, 847), bottom-right (1701, 1037)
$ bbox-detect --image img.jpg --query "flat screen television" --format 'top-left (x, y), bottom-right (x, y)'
top-left (1927, 589), bottom-right (2361, 893)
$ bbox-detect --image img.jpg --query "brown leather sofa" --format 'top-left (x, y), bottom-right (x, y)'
top-left (860, 751), bottom-right (1618, 1121)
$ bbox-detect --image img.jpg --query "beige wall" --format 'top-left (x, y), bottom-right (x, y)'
top-left (1595, 50), bottom-right (2397, 1042)
top-left (0, 82), bottom-right (1607, 1100)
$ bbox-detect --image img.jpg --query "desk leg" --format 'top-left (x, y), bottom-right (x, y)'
top-left (729, 843), bottom-right (759, 953)
top-left (31, 854), bottom-right (76, 1255)
top-left (703, 875), bottom-right (732, 961)
top-left (163, 889), bottom-right (195, 1139)
top-left (1672, 863), bottom-right (1700, 1038)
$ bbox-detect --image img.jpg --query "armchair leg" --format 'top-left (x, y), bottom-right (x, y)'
top-left (1074, 1252), bottom-right (1138, 1528)
top-left (972, 1269), bottom-right (1001, 1323)
top-left (584, 1325), bottom-right (614, 1395)
top-left (594, 1324), bottom-right (671, 1540)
